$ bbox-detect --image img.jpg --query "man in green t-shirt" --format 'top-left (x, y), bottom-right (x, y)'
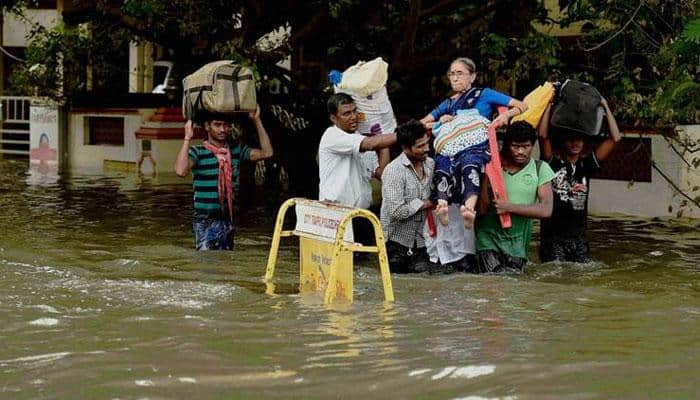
top-left (475, 121), bottom-right (555, 272)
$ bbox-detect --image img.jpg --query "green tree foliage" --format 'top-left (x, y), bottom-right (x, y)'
top-left (8, 23), bottom-right (88, 97)
top-left (2, 1), bottom-right (551, 108)
top-left (7, 21), bottom-right (131, 99)
top-left (2, 0), bottom-right (697, 125)
top-left (560, 0), bottom-right (699, 126)
top-left (3, 0), bottom-right (698, 206)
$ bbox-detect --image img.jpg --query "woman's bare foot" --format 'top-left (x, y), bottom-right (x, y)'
top-left (436, 200), bottom-right (449, 226)
top-left (460, 205), bottom-right (476, 230)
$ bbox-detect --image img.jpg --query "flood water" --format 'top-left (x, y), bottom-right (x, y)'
top-left (1, 159), bottom-right (699, 399)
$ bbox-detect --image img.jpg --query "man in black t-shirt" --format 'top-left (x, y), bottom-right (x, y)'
top-left (537, 98), bottom-right (622, 262)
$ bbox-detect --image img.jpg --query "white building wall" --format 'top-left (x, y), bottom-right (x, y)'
top-left (2, 9), bottom-right (60, 47)
top-left (67, 111), bottom-right (143, 172)
top-left (676, 125), bottom-right (700, 218)
top-left (588, 126), bottom-right (700, 219)
top-left (66, 109), bottom-right (185, 174)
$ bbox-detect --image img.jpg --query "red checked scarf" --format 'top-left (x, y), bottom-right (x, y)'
top-left (202, 141), bottom-right (234, 219)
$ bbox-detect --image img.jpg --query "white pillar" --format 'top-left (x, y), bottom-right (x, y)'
top-left (128, 41), bottom-right (143, 93)
top-left (142, 42), bottom-right (154, 92)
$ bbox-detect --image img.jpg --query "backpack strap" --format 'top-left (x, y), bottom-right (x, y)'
top-left (535, 159), bottom-right (542, 180)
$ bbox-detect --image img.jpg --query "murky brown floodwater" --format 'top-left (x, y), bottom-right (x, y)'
top-left (1, 159), bottom-right (699, 399)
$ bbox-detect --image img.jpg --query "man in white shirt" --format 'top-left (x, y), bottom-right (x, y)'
top-left (319, 93), bottom-right (396, 244)
top-left (319, 93), bottom-right (396, 208)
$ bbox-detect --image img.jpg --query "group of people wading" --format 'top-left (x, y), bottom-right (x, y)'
top-left (176, 57), bottom-right (621, 274)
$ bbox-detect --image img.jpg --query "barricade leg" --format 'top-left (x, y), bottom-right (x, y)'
top-left (324, 210), bottom-right (394, 304)
top-left (370, 216), bottom-right (394, 302)
top-left (323, 218), bottom-right (350, 304)
top-left (265, 198), bottom-right (297, 282)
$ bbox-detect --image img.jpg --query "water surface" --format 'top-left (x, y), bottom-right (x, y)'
top-left (1, 159), bottom-right (699, 399)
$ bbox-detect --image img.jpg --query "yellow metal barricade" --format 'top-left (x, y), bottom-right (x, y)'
top-left (265, 198), bottom-right (394, 304)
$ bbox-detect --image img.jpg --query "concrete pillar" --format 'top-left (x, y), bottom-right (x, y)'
top-left (143, 41), bottom-right (154, 92)
top-left (128, 41), bottom-right (143, 93)
top-left (129, 41), bottom-right (156, 93)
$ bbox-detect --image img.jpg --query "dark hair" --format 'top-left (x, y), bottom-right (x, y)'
top-left (396, 119), bottom-right (427, 148)
top-left (194, 110), bottom-right (237, 125)
top-left (549, 128), bottom-right (586, 152)
top-left (503, 121), bottom-right (537, 145)
top-left (327, 93), bottom-right (354, 115)
top-left (198, 112), bottom-right (247, 146)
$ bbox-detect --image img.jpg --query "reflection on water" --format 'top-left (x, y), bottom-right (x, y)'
top-left (1, 159), bottom-right (699, 399)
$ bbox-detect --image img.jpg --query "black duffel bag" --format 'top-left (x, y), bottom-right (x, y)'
top-left (550, 80), bottom-right (604, 137)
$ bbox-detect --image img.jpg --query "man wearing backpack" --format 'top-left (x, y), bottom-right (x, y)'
top-left (174, 107), bottom-right (273, 250)
top-left (475, 121), bottom-right (555, 272)
top-left (537, 98), bottom-right (622, 262)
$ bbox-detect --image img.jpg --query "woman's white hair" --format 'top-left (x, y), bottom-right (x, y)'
top-left (450, 57), bottom-right (476, 74)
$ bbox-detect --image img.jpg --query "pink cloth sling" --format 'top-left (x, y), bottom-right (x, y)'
top-left (202, 141), bottom-right (234, 219)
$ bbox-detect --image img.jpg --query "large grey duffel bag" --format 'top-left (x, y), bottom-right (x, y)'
top-left (182, 61), bottom-right (256, 120)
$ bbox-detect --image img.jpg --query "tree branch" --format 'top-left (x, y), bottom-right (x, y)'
top-left (245, 0), bottom-right (263, 19)
top-left (631, 19), bottom-right (660, 48)
top-left (101, 4), bottom-right (147, 35)
top-left (583, 2), bottom-right (643, 52)
top-left (420, 0), bottom-right (463, 17)
top-left (636, 133), bottom-right (700, 210)
top-left (663, 136), bottom-right (693, 168)
top-left (394, 0), bottom-right (421, 62)
top-left (288, 9), bottom-right (329, 46)
top-left (652, 161), bottom-right (700, 209)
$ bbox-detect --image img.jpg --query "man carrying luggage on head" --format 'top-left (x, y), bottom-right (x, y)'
top-left (174, 107), bottom-right (273, 250)
top-left (537, 97), bottom-right (621, 262)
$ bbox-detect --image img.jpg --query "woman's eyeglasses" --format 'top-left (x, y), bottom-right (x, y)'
top-left (447, 71), bottom-right (470, 78)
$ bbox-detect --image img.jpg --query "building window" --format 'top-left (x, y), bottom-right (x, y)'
top-left (592, 137), bottom-right (652, 182)
top-left (86, 117), bottom-right (124, 146)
